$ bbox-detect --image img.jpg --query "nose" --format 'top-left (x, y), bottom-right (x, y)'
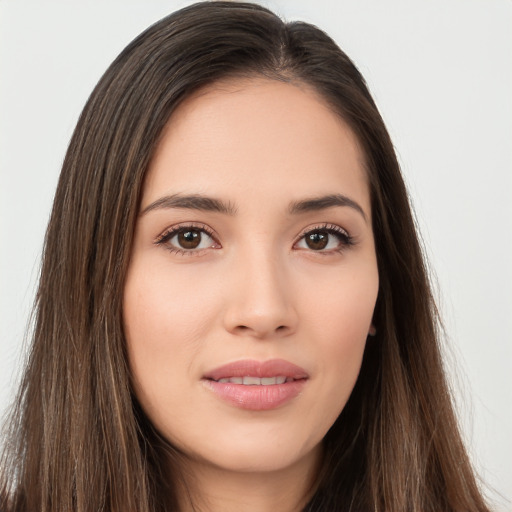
top-left (222, 250), bottom-right (298, 340)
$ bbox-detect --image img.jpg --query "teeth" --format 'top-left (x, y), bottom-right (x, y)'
top-left (216, 376), bottom-right (289, 385)
top-left (244, 376), bottom-right (262, 385)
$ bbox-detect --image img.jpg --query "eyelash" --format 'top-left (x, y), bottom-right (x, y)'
top-left (154, 222), bottom-right (355, 255)
top-left (154, 223), bottom-right (219, 256)
top-left (294, 223), bottom-right (355, 254)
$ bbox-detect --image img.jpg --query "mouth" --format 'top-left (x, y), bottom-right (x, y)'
top-left (213, 376), bottom-right (295, 385)
top-left (202, 359), bottom-right (308, 411)
top-left (204, 358), bottom-right (308, 381)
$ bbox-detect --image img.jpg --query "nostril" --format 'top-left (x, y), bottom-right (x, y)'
top-left (232, 324), bottom-right (290, 337)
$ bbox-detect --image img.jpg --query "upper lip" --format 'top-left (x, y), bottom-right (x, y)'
top-left (203, 359), bottom-right (309, 381)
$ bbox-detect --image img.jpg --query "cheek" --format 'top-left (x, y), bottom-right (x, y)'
top-left (124, 260), bottom-right (219, 345)
top-left (122, 261), bottom-right (220, 410)
top-left (303, 259), bottom-right (378, 339)
top-left (302, 262), bottom-right (378, 406)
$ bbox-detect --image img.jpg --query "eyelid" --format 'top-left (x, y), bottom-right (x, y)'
top-left (298, 222), bottom-right (349, 237)
top-left (293, 223), bottom-right (355, 252)
top-left (154, 222), bottom-right (221, 253)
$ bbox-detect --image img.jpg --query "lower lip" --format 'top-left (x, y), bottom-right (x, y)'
top-left (204, 379), bottom-right (307, 411)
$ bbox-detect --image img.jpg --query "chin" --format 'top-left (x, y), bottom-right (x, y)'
top-left (169, 423), bottom-right (323, 475)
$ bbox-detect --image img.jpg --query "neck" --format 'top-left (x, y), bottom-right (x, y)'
top-left (175, 446), bottom-right (322, 512)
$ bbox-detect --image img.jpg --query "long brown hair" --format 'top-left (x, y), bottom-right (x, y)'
top-left (1, 2), bottom-right (490, 511)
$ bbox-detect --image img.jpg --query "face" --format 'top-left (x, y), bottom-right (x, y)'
top-left (123, 78), bottom-right (379, 477)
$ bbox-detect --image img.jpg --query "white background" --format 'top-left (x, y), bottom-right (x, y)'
top-left (0, 1), bottom-right (510, 510)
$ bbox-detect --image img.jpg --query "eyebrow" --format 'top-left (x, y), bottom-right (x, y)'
top-left (141, 193), bottom-right (238, 216)
top-left (141, 192), bottom-right (367, 222)
top-left (288, 194), bottom-right (367, 222)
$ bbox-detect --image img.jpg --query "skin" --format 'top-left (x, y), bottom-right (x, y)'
top-left (123, 78), bottom-right (379, 512)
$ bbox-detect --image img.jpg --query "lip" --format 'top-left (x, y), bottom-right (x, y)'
top-left (202, 359), bottom-right (308, 411)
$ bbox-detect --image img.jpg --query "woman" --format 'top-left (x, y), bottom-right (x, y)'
top-left (0, 2), bottom-right (492, 511)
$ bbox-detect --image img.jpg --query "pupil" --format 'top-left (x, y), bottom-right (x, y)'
top-left (178, 230), bottom-right (201, 249)
top-left (306, 231), bottom-right (328, 250)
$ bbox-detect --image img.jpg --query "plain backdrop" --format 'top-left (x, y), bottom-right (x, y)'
top-left (1, 1), bottom-right (511, 510)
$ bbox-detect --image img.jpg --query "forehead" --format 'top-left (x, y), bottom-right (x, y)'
top-left (144, 77), bottom-right (369, 213)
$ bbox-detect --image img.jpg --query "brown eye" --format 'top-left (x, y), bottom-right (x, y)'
top-left (295, 225), bottom-right (352, 253)
top-left (156, 225), bottom-right (218, 253)
top-left (177, 229), bottom-right (202, 249)
top-left (305, 231), bottom-right (328, 250)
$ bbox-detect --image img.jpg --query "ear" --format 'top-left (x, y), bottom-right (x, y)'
top-left (368, 324), bottom-right (377, 337)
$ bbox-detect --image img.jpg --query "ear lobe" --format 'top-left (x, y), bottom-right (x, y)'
top-left (368, 324), bottom-right (377, 337)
